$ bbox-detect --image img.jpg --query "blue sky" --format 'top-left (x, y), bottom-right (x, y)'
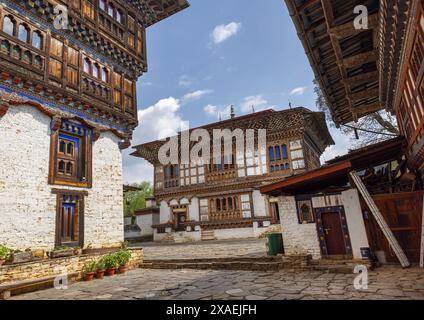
top-left (122, 0), bottom-right (351, 183)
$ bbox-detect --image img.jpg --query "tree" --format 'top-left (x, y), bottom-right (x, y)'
top-left (123, 182), bottom-right (153, 217)
top-left (314, 79), bottom-right (399, 148)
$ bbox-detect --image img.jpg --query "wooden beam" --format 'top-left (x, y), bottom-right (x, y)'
top-left (0, 103), bottom-right (9, 118)
top-left (354, 102), bottom-right (382, 115)
top-left (344, 71), bottom-right (379, 87)
top-left (350, 88), bottom-right (379, 102)
top-left (329, 14), bottom-right (379, 39)
top-left (342, 51), bottom-right (377, 68)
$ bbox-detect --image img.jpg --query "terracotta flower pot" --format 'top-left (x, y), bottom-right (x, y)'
top-left (105, 268), bottom-right (116, 276)
top-left (0, 259), bottom-right (5, 266)
top-left (96, 270), bottom-right (105, 279)
top-left (118, 266), bottom-right (127, 274)
top-left (84, 272), bottom-right (95, 281)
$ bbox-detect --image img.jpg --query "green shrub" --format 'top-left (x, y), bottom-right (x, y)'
top-left (115, 250), bottom-right (132, 267)
top-left (103, 253), bottom-right (119, 269)
top-left (0, 245), bottom-right (12, 260)
top-left (82, 261), bottom-right (97, 274)
top-left (96, 259), bottom-right (106, 271)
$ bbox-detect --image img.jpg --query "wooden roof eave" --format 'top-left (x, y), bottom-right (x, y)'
top-left (260, 161), bottom-right (353, 196)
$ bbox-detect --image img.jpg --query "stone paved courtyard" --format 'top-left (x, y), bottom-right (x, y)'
top-left (12, 266), bottom-right (424, 300)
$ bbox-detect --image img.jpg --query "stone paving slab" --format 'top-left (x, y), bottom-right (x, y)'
top-left (11, 266), bottom-right (424, 300)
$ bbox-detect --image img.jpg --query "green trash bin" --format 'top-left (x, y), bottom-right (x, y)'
top-left (266, 233), bottom-right (284, 256)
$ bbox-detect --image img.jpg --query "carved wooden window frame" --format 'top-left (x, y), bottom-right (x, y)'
top-left (49, 118), bottom-right (94, 188)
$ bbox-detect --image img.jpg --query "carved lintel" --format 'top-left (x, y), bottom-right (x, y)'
top-left (50, 115), bottom-right (62, 132)
top-left (0, 103), bottom-right (9, 118)
top-left (93, 129), bottom-right (101, 142)
top-left (119, 138), bottom-right (131, 150)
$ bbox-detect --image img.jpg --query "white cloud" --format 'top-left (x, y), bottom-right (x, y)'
top-left (240, 95), bottom-right (275, 114)
top-left (122, 96), bottom-right (190, 184)
top-left (211, 22), bottom-right (242, 44)
top-left (182, 89), bottom-right (213, 103)
top-left (289, 86), bottom-right (308, 96)
top-left (204, 104), bottom-right (232, 120)
top-left (320, 127), bottom-right (351, 164)
top-left (135, 97), bottom-right (188, 142)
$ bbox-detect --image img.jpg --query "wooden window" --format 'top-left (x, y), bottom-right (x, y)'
top-left (49, 121), bottom-right (93, 187)
top-left (67, 47), bottom-right (79, 66)
top-left (70, 0), bottom-right (81, 10)
top-left (268, 147), bottom-right (275, 161)
top-left (101, 68), bottom-right (108, 82)
top-left (34, 55), bottom-right (43, 68)
top-left (18, 24), bottom-right (29, 43)
top-left (67, 68), bottom-right (78, 86)
top-left (128, 34), bottom-right (135, 49)
top-left (92, 63), bottom-right (100, 78)
top-left (49, 59), bottom-right (62, 78)
top-left (22, 50), bottom-right (32, 64)
top-left (0, 39), bottom-right (10, 54)
top-left (2, 16), bottom-right (15, 36)
top-left (124, 79), bottom-right (133, 95)
top-left (282, 144), bottom-right (288, 159)
top-left (53, 190), bottom-right (87, 248)
top-left (137, 26), bottom-right (143, 55)
top-left (108, 3), bottom-right (115, 17)
top-left (11, 45), bottom-right (21, 59)
top-left (297, 199), bottom-right (314, 224)
top-left (113, 89), bottom-right (121, 105)
top-left (83, 58), bottom-right (91, 73)
top-left (113, 72), bottom-right (121, 87)
top-left (83, 0), bottom-right (95, 20)
top-left (99, 0), bottom-right (106, 10)
top-left (164, 165), bottom-right (180, 188)
top-left (32, 31), bottom-right (43, 50)
top-left (116, 9), bottom-right (123, 24)
top-left (128, 16), bottom-right (135, 32)
top-left (50, 38), bottom-right (63, 58)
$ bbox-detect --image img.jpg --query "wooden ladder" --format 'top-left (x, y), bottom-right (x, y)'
top-left (350, 171), bottom-right (411, 268)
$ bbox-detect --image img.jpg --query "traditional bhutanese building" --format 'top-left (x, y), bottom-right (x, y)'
top-left (285, 0), bottom-right (424, 172)
top-left (0, 0), bottom-right (189, 250)
top-left (131, 107), bottom-right (334, 242)
top-left (259, 0), bottom-right (424, 265)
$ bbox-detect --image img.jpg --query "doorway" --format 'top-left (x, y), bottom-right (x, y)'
top-left (315, 206), bottom-right (352, 257)
top-left (172, 206), bottom-right (188, 231)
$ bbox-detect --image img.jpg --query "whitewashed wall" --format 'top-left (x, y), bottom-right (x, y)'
top-left (278, 196), bottom-right (321, 259)
top-left (188, 197), bottom-right (200, 221)
top-left (136, 214), bottom-right (155, 237)
top-left (160, 201), bottom-right (171, 223)
top-left (252, 190), bottom-right (267, 217)
top-left (0, 105), bottom-right (124, 250)
top-left (341, 189), bottom-right (370, 259)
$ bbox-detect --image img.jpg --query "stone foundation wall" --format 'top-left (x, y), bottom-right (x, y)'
top-left (0, 105), bottom-right (124, 250)
top-left (0, 248), bottom-right (143, 285)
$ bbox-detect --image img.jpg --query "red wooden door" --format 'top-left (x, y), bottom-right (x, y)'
top-left (321, 212), bottom-right (347, 255)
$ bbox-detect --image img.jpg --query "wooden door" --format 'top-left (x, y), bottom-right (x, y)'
top-left (175, 212), bottom-right (186, 231)
top-left (321, 212), bottom-right (347, 255)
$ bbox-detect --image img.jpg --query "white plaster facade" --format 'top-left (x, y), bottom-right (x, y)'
top-left (0, 105), bottom-right (124, 250)
top-left (151, 192), bottom-right (276, 242)
top-left (277, 189), bottom-right (370, 260)
top-left (278, 196), bottom-right (322, 259)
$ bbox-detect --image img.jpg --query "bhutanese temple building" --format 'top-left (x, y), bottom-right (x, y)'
top-left (131, 107), bottom-right (334, 242)
top-left (0, 0), bottom-right (189, 250)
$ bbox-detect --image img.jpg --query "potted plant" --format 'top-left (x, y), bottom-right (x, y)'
top-left (116, 250), bottom-right (131, 274)
top-left (0, 245), bottom-right (12, 266)
top-left (103, 253), bottom-right (118, 276)
top-left (82, 261), bottom-right (97, 281)
top-left (95, 259), bottom-right (106, 279)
